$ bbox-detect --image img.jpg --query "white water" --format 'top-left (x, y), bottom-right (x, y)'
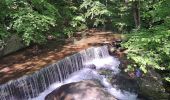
top-left (32, 56), bottom-right (138, 100)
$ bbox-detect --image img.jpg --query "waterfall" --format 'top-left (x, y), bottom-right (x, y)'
top-left (0, 46), bottom-right (114, 100)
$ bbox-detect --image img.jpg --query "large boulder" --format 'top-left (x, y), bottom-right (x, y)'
top-left (137, 69), bottom-right (170, 100)
top-left (45, 80), bottom-right (117, 100)
top-left (111, 73), bottom-right (139, 93)
top-left (110, 69), bottom-right (170, 100)
top-left (0, 34), bottom-right (25, 57)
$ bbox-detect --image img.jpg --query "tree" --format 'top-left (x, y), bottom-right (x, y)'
top-left (132, 0), bottom-right (141, 29)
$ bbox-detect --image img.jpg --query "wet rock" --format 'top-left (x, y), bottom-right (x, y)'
top-left (98, 69), bottom-right (113, 76)
top-left (108, 46), bottom-right (116, 54)
top-left (85, 64), bottom-right (96, 69)
top-left (45, 80), bottom-right (117, 100)
top-left (108, 46), bottom-right (125, 58)
top-left (111, 69), bottom-right (170, 100)
top-left (98, 69), bottom-right (114, 82)
top-left (111, 73), bottom-right (139, 93)
top-left (116, 56), bottom-right (170, 99)
top-left (137, 69), bottom-right (170, 100)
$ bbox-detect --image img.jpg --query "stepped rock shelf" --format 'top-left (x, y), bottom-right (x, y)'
top-left (0, 46), bottom-right (120, 100)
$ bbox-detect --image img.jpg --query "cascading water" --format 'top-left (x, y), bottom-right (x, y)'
top-left (0, 46), bottom-right (138, 100)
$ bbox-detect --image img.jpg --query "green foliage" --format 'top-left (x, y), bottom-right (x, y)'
top-left (49, 1), bottom-right (83, 37)
top-left (0, 0), bottom-right (11, 48)
top-left (122, 0), bottom-right (170, 81)
top-left (0, 0), bottom-right (150, 45)
top-left (80, 0), bottom-right (111, 27)
top-left (1, 0), bottom-right (56, 45)
top-left (108, 0), bottom-right (134, 32)
top-left (122, 27), bottom-right (170, 72)
top-left (11, 1), bottom-right (56, 45)
top-left (12, 12), bottom-right (55, 45)
top-left (0, 25), bottom-right (9, 40)
top-left (71, 15), bottom-right (87, 31)
top-left (129, 0), bottom-right (170, 29)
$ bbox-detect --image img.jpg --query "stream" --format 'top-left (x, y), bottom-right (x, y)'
top-left (0, 46), bottom-right (169, 100)
top-left (32, 56), bottom-right (137, 100)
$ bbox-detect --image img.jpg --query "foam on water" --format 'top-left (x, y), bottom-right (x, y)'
top-left (84, 56), bottom-right (120, 74)
top-left (32, 56), bottom-right (137, 100)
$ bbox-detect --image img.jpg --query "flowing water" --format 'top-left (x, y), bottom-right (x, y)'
top-left (0, 46), bottom-right (138, 100)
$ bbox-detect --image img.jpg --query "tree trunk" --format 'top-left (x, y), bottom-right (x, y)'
top-left (132, 0), bottom-right (141, 29)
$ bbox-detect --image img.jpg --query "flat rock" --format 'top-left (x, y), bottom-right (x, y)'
top-left (45, 80), bottom-right (117, 100)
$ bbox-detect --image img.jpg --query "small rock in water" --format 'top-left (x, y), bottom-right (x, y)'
top-left (88, 64), bottom-right (96, 69)
top-left (107, 45), bottom-right (116, 53)
top-left (110, 47), bottom-right (116, 53)
top-left (85, 64), bottom-right (96, 69)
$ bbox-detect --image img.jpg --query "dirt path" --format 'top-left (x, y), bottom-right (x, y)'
top-left (0, 30), bottom-right (122, 85)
